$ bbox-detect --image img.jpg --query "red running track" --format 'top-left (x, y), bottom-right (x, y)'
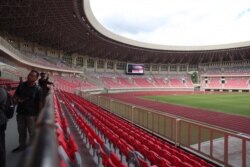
top-left (102, 91), bottom-right (250, 134)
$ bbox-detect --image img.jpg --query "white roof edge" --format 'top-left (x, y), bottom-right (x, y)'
top-left (84, 0), bottom-right (250, 51)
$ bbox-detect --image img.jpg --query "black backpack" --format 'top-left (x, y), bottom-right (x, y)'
top-left (5, 92), bottom-right (15, 119)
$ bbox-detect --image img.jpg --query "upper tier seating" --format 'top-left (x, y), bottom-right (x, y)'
top-left (207, 78), bottom-right (222, 88)
top-left (20, 51), bottom-right (76, 70)
top-left (201, 66), bottom-right (250, 75)
top-left (223, 66), bottom-right (250, 75)
top-left (201, 77), bottom-right (250, 89)
top-left (169, 78), bottom-right (185, 88)
top-left (88, 73), bottom-right (193, 90)
top-left (53, 76), bottom-right (99, 92)
top-left (116, 77), bottom-right (136, 88)
top-left (153, 77), bottom-right (170, 87)
top-left (185, 78), bottom-right (194, 88)
top-left (102, 77), bottom-right (122, 88)
top-left (223, 77), bottom-right (249, 89)
top-left (133, 77), bottom-right (155, 87)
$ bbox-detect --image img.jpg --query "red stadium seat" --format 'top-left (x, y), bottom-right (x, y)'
top-left (172, 155), bottom-right (182, 167)
top-left (110, 152), bottom-right (127, 167)
top-left (159, 157), bottom-right (171, 167)
top-left (148, 150), bottom-right (159, 165)
top-left (100, 148), bottom-right (109, 167)
top-left (182, 162), bottom-right (193, 167)
top-left (138, 156), bottom-right (150, 167)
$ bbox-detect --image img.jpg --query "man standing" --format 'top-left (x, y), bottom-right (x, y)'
top-left (38, 72), bottom-right (54, 104)
top-left (0, 85), bottom-right (8, 167)
top-left (12, 70), bottom-right (43, 152)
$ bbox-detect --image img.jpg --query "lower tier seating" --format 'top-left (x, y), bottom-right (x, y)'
top-left (55, 90), bottom-right (215, 167)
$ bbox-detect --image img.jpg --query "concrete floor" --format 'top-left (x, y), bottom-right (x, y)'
top-left (191, 135), bottom-right (250, 167)
top-left (5, 113), bottom-right (25, 167)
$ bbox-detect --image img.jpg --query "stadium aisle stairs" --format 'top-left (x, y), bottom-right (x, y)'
top-left (60, 103), bottom-right (97, 167)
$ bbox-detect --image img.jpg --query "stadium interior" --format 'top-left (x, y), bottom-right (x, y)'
top-left (0, 0), bottom-right (250, 167)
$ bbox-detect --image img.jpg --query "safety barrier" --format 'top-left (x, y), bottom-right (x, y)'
top-left (84, 93), bottom-right (250, 167)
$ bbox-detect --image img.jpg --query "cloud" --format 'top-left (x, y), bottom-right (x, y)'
top-left (103, 15), bottom-right (168, 34)
top-left (237, 8), bottom-right (250, 18)
top-left (90, 0), bottom-right (250, 46)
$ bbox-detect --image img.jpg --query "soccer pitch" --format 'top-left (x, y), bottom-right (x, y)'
top-left (143, 93), bottom-right (250, 117)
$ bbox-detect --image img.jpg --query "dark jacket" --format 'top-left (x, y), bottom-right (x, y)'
top-left (0, 86), bottom-right (7, 126)
top-left (38, 77), bottom-right (53, 96)
top-left (14, 82), bottom-right (43, 116)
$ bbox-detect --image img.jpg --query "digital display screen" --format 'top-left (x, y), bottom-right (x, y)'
top-left (126, 63), bottom-right (144, 75)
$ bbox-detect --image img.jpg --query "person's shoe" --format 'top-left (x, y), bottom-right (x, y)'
top-left (12, 146), bottom-right (26, 153)
top-left (12, 146), bottom-right (21, 153)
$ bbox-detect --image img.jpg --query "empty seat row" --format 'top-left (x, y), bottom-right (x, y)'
top-left (60, 91), bottom-right (214, 167)
top-left (53, 94), bottom-right (82, 167)
top-left (58, 91), bottom-right (127, 167)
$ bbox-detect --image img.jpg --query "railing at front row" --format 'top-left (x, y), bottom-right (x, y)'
top-left (83, 93), bottom-right (250, 167)
top-left (22, 94), bottom-right (59, 167)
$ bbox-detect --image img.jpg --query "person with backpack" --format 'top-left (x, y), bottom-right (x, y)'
top-left (0, 85), bottom-right (8, 167)
top-left (12, 70), bottom-right (43, 153)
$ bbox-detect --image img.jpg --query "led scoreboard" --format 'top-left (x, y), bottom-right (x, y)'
top-left (126, 63), bottom-right (144, 75)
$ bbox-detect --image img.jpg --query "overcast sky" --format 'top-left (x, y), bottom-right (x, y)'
top-left (90, 0), bottom-right (250, 46)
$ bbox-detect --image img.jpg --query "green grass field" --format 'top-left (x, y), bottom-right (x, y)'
top-left (143, 93), bottom-right (250, 117)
